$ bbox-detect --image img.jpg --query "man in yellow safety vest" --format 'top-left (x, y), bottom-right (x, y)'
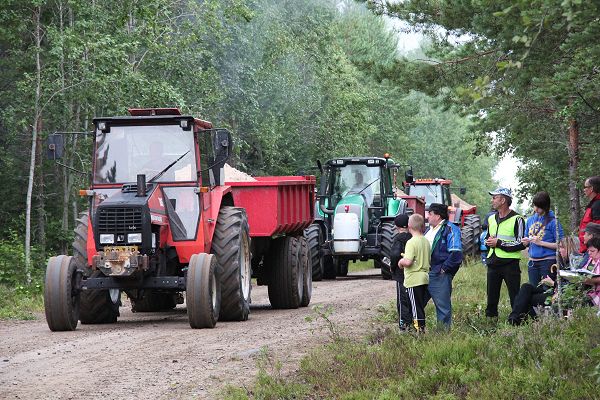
top-left (484, 187), bottom-right (526, 319)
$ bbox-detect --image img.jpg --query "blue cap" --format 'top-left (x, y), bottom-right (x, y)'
top-left (489, 187), bottom-right (513, 199)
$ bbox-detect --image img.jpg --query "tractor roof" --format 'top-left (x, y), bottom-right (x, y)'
top-left (92, 108), bottom-right (213, 130)
top-left (325, 157), bottom-right (391, 167)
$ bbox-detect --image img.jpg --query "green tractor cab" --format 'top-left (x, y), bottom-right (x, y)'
top-left (304, 156), bottom-right (412, 280)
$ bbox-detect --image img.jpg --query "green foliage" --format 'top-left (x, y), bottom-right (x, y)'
top-left (0, 284), bottom-right (44, 320)
top-left (223, 259), bottom-right (600, 399)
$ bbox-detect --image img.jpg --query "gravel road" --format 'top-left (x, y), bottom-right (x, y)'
top-left (0, 269), bottom-right (394, 399)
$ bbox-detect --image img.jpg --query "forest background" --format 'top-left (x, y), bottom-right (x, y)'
top-left (0, 0), bottom-right (597, 287)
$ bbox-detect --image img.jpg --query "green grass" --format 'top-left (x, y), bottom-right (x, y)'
top-left (221, 258), bottom-right (600, 400)
top-left (348, 260), bottom-right (374, 273)
top-left (0, 283), bottom-right (44, 320)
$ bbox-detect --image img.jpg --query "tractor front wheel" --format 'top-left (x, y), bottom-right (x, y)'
top-left (79, 271), bottom-right (121, 324)
top-left (44, 255), bottom-right (80, 331)
top-left (187, 253), bottom-right (220, 328)
top-left (212, 207), bottom-right (251, 321)
top-left (334, 257), bottom-right (349, 277)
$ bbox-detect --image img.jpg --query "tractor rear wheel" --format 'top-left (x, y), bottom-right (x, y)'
top-left (187, 253), bottom-right (220, 328)
top-left (73, 211), bottom-right (90, 276)
top-left (462, 214), bottom-right (481, 257)
top-left (299, 237), bottom-right (312, 307)
top-left (303, 224), bottom-right (323, 281)
top-left (323, 255), bottom-right (336, 280)
top-left (266, 236), bottom-right (303, 309)
top-left (376, 222), bottom-right (396, 280)
top-left (44, 255), bottom-right (80, 331)
top-left (212, 207), bottom-right (251, 321)
top-left (79, 271), bottom-right (121, 324)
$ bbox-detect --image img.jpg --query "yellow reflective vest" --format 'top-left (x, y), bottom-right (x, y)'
top-left (487, 213), bottom-right (523, 259)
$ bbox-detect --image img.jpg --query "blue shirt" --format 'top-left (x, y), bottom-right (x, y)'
top-left (525, 210), bottom-right (564, 259)
top-left (426, 221), bottom-right (463, 275)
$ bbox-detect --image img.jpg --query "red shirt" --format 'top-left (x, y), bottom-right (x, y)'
top-left (579, 193), bottom-right (600, 252)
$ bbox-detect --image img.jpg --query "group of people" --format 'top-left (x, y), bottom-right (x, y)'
top-left (389, 175), bottom-right (600, 332)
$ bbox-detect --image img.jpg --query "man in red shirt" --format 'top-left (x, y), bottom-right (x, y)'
top-left (579, 176), bottom-right (600, 253)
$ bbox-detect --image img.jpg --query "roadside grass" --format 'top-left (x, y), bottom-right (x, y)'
top-left (348, 260), bottom-right (374, 273)
top-left (221, 258), bottom-right (600, 399)
top-left (0, 283), bottom-right (44, 320)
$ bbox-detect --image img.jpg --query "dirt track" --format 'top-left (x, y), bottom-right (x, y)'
top-left (0, 269), bottom-right (394, 399)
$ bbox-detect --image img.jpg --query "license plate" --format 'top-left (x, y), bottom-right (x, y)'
top-left (104, 246), bottom-right (138, 253)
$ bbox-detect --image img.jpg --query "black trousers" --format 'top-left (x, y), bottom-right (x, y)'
top-left (395, 279), bottom-right (412, 328)
top-left (486, 259), bottom-right (521, 317)
top-left (508, 283), bottom-right (550, 324)
top-left (406, 284), bottom-right (428, 331)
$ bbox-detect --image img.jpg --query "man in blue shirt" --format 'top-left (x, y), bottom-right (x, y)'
top-left (424, 203), bottom-right (463, 328)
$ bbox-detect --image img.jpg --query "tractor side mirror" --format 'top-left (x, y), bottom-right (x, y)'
top-left (47, 134), bottom-right (65, 160)
top-left (316, 159), bottom-right (323, 174)
top-left (405, 168), bottom-right (414, 184)
top-left (460, 187), bottom-right (467, 195)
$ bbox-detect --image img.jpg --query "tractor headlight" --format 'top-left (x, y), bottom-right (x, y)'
top-left (100, 234), bottom-right (115, 244)
top-left (128, 233), bottom-right (142, 244)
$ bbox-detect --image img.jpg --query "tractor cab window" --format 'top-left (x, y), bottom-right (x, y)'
top-left (409, 184), bottom-right (443, 207)
top-left (329, 164), bottom-right (380, 206)
top-left (94, 124), bottom-right (197, 184)
top-left (162, 187), bottom-right (200, 241)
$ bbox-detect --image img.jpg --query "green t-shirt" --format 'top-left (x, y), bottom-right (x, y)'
top-left (403, 235), bottom-right (431, 288)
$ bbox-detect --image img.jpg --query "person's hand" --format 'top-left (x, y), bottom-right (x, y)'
top-left (485, 236), bottom-right (499, 247)
top-left (540, 275), bottom-right (554, 287)
top-left (530, 236), bottom-right (541, 244)
top-left (397, 260), bottom-right (404, 269)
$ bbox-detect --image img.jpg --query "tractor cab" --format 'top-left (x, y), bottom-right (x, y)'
top-left (404, 178), bottom-right (453, 208)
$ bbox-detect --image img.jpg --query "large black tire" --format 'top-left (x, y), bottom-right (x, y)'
top-left (212, 207), bottom-right (251, 321)
top-left (44, 255), bottom-right (80, 331)
top-left (323, 255), bottom-right (336, 280)
top-left (79, 271), bottom-right (121, 324)
top-left (303, 224), bottom-right (323, 281)
top-left (187, 253), bottom-right (220, 328)
top-left (130, 291), bottom-right (177, 312)
top-left (73, 211), bottom-right (90, 275)
top-left (334, 257), bottom-right (349, 277)
top-left (299, 237), bottom-right (312, 307)
top-left (462, 214), bottom-right (481, 257)
top-left (266, 236), bottom-right (303, 309)
top-left (377, 222), bottom-right (396, 280)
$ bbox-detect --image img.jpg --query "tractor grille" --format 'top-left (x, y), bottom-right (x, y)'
top-left (97, 207), bottom-right (143, 234)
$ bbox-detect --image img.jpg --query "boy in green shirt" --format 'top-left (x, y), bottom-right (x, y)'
top-left (399, 214), bottom-right (431, 331)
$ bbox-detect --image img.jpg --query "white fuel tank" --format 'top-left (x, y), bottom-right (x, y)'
top-left (333, 212), bottom-right (360, 253)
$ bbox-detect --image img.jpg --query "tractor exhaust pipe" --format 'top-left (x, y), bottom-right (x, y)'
top-left (137, 174), bottom-right (147, 197)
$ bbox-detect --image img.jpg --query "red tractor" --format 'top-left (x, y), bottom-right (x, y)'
top-left (44, 108), bottom-right (315, 331)
top-left (404, 178), bottom-right (481, 256)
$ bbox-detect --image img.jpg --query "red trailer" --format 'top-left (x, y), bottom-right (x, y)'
top-left (228, 175), bottom-right (315, 309)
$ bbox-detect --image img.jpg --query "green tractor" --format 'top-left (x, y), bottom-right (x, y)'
top-left (304, 156), bottom-right (420, 280)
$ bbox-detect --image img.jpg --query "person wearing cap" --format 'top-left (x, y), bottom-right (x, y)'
top-left (389, 214), bottom-right (413, 331)
top-left (521, 192), bottom-right (564, 286)
top-left (578, 176), bottom-right (600, 253)
top-left (423, 203), bottom-right (463, 328)
top-left (484, 187), bottom-right (526, 319)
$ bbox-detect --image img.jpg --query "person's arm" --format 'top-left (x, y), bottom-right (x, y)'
top-left (399, 239), bottom-right (415, 268)
top-left (498, 216), bottom-right (526, 251)
top-left (584, 276), bottom-right (600, 285)
top-left (441, 225), bottom-right (463, 274)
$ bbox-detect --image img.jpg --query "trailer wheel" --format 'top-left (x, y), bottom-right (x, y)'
top-left (44, 255), bottom-right (80, 331)
top-left (376, 222), bottom-right (396, 280)
top-left (79, 271), bottom-right (121, 324)
top-left (462, 214), bottom-right (481, 257)
top-left (212, 207), bottom-right (251, 321)
top-left (299, 237), bottom-right (312, 307)
top-left (304, 224), bottom-right (323, 281)
top-left (187, 253), bottom-right (220, 328)
top-left (266, 236), bottom-right (303, 309)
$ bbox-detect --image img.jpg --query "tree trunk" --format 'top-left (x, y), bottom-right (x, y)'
top-left (25, 6), bottom-right (43, 284)
top-left (567, 118), bottom-right (580, 232)
top-left (36, 133), bottom-right (46, 258)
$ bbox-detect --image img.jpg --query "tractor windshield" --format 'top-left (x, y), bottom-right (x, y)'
top-left (93, 124), bottom-right (197, 184)
top-left (330, 164), bottom-right (380, 206)
top-left (408, 184), bottom-right (443, 206)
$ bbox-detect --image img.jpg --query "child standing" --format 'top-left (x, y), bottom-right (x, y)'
top-left (390, 214), bottom-right (412, 331)
top-left (399, 214), bottom-right (431, 332)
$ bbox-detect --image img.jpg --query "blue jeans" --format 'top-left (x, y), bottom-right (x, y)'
top-left (427, 271), bottom-right (453, 328)
top-left (528, 259), bottom-right (555, 286)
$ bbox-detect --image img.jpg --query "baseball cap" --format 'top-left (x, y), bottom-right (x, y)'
top-left (489, 187), bottom-right (513, 199)
top-left (394, 214), bottom-right (409, 228)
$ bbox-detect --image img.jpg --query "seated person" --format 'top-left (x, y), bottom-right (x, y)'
top-left (508, 236), bottom-right (580, 325)
top-left (345, 171), bottom-right (374, 205)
